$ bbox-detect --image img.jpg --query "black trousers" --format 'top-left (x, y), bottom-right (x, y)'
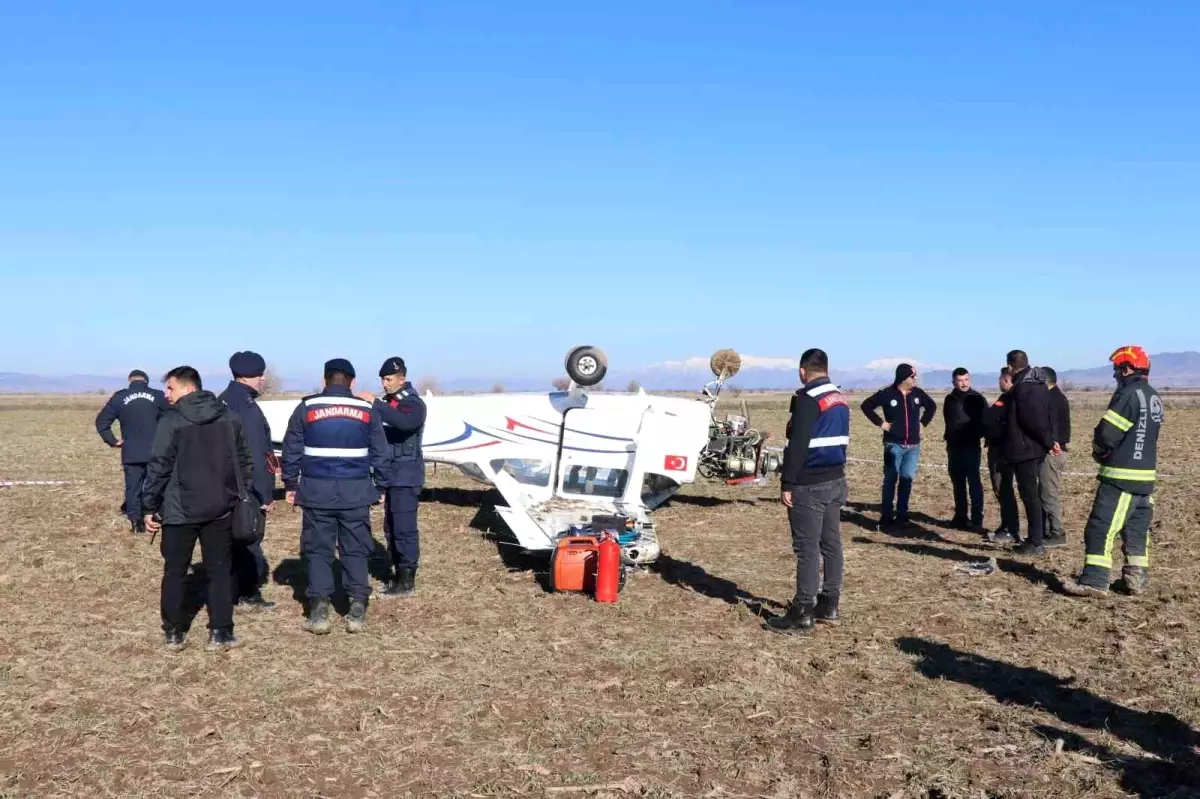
top-left (384, 486), bottom-right (420, 570)
top-left (161, 515), bottom-right (234, 632)
top-left (787, 477), bottom-right (847, 601)
top-left (230, 507), bottom-right (267, 601)
top-left (1012, 457), bottom-right (1045, 546)
top-left (1079, 482), bottom-right (1154, 587)
top-left (123, 463), bottom-right (147, 522)
top-left (231, 535), bottom-right (269, 601)
top-left (987, 447), bottom-right (1020, 535)
top-left (947, 444), bottom-right (984, 526)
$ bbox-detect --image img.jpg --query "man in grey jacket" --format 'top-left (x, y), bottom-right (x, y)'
top-left (142, 366), bottom-right (254, 652)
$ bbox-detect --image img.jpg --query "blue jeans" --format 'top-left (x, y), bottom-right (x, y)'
top-left (882, 443), bottom-right (921, 523)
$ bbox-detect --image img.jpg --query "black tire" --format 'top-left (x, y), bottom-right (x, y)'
top-left (565, 345), bottom-right (608, 387)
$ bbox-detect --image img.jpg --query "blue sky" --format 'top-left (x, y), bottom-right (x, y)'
top-left (2, 1), bottom-right (1197, 383)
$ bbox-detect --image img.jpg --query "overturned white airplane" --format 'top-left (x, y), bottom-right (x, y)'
top-left (259, 347), bottom-right (783, 566)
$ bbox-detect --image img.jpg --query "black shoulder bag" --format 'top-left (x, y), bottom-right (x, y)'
top-left (226, 421), bottom-right (264, 543)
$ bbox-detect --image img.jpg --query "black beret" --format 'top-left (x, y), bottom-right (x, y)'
top-left (324, 358), bottom-right (356, 378)
top-left (378, 357), bottom-right (407, 377)
top-left (229, 350), bottom-right (266, 378)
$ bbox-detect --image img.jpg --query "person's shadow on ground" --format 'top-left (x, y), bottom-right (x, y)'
top-left (896, 636), bottom-right (1200, 797)
top-left (650, 554), bottom-right (785, 620)
top-left (272, 557), bottom-right (355, 616)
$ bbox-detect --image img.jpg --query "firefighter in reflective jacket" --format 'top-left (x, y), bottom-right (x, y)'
top-left (359, 357), bottom-right (427, 598)
top-left (769, 348), bottom-right (849, 634)
top-left (282, 358), bottom-right (392, 634)
top-left (1064, 346), bottom-right (1164, 597)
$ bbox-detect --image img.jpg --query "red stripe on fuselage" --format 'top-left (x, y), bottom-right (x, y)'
top-left (506, 417), bottom-right (554, 435)
top-left (432, 440), bottom-right (501, 453)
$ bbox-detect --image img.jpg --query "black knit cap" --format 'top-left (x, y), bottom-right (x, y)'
top-left (894, 363), bottom-right (916, 384)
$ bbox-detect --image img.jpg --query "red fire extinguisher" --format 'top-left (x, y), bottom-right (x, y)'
top-left (595, 532), bottom-right (621, 603)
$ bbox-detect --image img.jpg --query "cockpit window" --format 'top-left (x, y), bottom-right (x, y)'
top-left (561, 465), bottom-right (628, 498)
top-left (491, 459), bottom-right (551, 487)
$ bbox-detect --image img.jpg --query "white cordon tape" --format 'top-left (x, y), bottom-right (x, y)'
top-left (1, 480), bottom-right (80, 488)
top-left (845, 457), bottom-right (1188, 480)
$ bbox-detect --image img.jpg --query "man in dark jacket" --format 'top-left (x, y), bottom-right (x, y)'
top-left (861, 363), bottom-right (937, 528)
top-left (768, 348), bottom-right (849, 633)
top-left (95, 369), bottom-right (168, 533)
top-left (1040, 367), bottom-right (1071, 548)
top-left (218, 351), bottom-right (276, 611)
top-left (358, 357), bottom-right (427, 598)
top-left (943, 367), bottom-right (987, 532)
top-left (1002, 350), bottom-right (1060, 556)
top-left (282, 359), bottom-right (393, 635)
top-left (142, 366), bottom-right (253, 652)
top-left (983, 368), bottom-right (1020, 543)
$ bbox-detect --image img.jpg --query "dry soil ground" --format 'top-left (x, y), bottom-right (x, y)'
top-left (1, 392), bottom-right (1199, 798)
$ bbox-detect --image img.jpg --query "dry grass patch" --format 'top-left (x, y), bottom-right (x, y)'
top-left (1, 394), bottom-right (1198, 797)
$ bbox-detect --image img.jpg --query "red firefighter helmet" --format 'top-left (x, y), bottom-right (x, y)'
top-left (1109, 345), bottom-right (1151, 371)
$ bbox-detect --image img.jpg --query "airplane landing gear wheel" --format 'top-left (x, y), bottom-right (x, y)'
top-left (565, 346), bottom-right (608, 387)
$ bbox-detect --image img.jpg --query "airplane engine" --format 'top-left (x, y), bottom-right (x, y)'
top-left (699, 413), bottom-right (782, 482)
top-left (696, 349), bottom-right (785, 484)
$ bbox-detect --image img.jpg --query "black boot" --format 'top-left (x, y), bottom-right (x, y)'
top-left (382, 567), bottom-right (416, 598)
top-left (815, 593), bottom-right (840, 625)
top-left (303, 597), bottom-right (332, 634)
top-left (235, 592), bottom-right (277, 612)
top-left (1062, 564), bottom-right (1111, 597)
top-left (1122, 565), bottom-right (1150, 595)
top-left (206, 626), bottom-right (240, 651)
top-left (163, 625), bottom-right (186, 651)
top-left (766, 597), bottom-right (816, 634)
top-left (987, 528), bottom-right (1018, 545)
top-left (345, 598), bottom-right (367, 633)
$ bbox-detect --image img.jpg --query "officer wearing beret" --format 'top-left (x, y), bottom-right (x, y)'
top-left (358, 357), bottom-right (427, 598)
top-left (218, 351), bottom-right (277, 612)
top-left (95, 369), bottom-right (168, 533)
top-left (282, 358), bottom-right (392, 634)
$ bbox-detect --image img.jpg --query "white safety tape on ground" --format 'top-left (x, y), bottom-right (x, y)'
top-left (0, 480), bottom-right (80, 488)
top-left (846, 457), bottom-right (1188, 480)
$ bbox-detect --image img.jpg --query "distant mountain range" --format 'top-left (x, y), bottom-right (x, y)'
top-left (626, 351), bottom-right (1200, 391)
top-left (0, 373), bottom-right (132, 394)
top-left (3, 351), bottom-right (1199, 394)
